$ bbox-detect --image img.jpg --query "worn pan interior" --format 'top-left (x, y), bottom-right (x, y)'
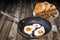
top-left (18, 17), bottom-right (52, 39)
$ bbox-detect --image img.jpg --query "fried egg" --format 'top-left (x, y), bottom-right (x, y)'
top-left (24, 25), bottom-right (36, 35)
top-left (34, 26), bottom-right (45, 36)
top-left (33, 24), bottom-right (41, 28)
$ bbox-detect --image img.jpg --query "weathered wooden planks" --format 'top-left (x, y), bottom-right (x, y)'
top-left (25, 0), bottom-right (33, 17)
top-left (16, 0), bottom-right (27, 40)
top-left (0, 20), bottom-right (12, 40)
top-left (0, 1), bottom-right (18, 40)
top-left (8, 0), bottom-right (23, 40)
top-left (47, 21), bottom-right (58, 40)
top-left (0, 2), bottom-right (13, 33)
top-left (55, 15), bottom-right (60, 33)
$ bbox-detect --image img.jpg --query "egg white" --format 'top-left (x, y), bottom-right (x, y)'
top-left (33, 24), bottom-right (41, 28)
top-left (34, 26), bottom-right (45, 36)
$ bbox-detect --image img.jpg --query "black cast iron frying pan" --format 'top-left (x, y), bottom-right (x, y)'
top-left (18, 17), bottom-right (52, 39)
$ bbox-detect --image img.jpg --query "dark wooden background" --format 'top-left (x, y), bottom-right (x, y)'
top-left (0, 0), bottom-right (60, 40)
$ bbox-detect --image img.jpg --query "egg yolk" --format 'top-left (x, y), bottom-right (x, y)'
top-left (38, 30), bottom-right (43, 34)
top-left (26, 27), bottom-right (31, 31)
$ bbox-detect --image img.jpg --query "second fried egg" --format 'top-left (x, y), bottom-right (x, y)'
top-left (34, 26), bottom-right (45, 36)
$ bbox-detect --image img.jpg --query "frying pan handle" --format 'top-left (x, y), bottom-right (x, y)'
top-left (0, 11), bottom-right (19, 23)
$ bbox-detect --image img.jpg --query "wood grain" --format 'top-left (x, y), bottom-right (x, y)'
top-left (0, 20), bottom-right (12, 40)
top-left (0, 2), bottom-right (13, 33)
top-left (8, 1), bottom-right (19, 40)
top-left (0, 1), bottom-right (17, 40)
top-left (16, 0), bottom-right (27, 40)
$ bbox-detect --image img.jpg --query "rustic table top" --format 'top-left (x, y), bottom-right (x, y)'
top-left (0, 0), bottom-right (60, 40)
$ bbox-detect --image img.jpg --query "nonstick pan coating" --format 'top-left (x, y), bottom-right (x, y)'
top-left (18, 17), bottom-right (52, 39)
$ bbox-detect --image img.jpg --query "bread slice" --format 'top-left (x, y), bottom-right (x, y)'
top-left (49, 4), bottom-right (56, 10)
top-left (34, 3), bottom-right (45, 14)
top-left (44, 1), bottom-right (50, 11)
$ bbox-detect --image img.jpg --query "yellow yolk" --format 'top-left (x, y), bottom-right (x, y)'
top-left (38, 30), bottom-right (43, 34)
top-left (26, 27), bottom-right (31, 31)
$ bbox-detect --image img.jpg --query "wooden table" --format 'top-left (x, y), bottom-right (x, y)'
top-left (0, 0), bottom-right (60, 40)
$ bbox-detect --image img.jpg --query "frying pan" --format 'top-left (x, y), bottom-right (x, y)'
top-left (18, 17), bottom-right (52, 39)
top-left (0, 11), bottom-right (52, 39)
